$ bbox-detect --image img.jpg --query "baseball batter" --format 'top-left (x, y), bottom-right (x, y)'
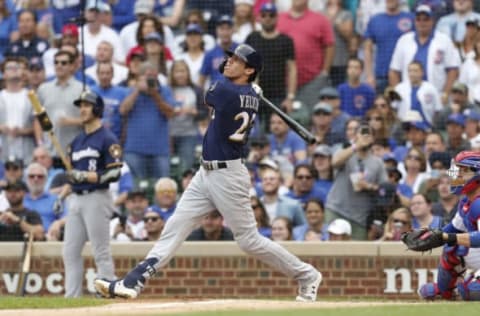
top-left (63, 91), bottom-right (123, 297)
top-left (95, 44), bottom-right (322, 301)
top-left (416, 151), bottom-right (480, 300)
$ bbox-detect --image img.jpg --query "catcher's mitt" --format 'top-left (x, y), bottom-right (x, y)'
top-left (401, 228), bottom-right (445, 252)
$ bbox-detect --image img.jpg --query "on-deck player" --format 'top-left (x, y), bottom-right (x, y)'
top-left (95, 44), bottom-right (322, 301)
top-left (419, 151), bottom-right (480, 300)
top-left (63, 91), bottom-right (123, 297)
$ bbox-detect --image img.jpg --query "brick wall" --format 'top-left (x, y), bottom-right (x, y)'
top-left (0, 242), bottom-right (441, 298)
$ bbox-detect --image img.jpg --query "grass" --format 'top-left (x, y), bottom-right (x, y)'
top-left (0, 296), bottom-right (109, 309)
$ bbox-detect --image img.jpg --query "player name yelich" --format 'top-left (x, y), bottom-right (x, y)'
top-left (239, 95), bottom-right (259, 111)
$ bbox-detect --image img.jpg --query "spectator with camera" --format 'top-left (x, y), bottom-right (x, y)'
top-left (325, 123), bottom-right (387, 240)
top-left (110, 189), bottom-right (149, 242)
top-left (120, 61), bottom-right (176, 179)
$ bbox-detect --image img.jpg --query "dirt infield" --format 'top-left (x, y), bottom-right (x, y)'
top-left (0, 299), bottom-right (429, 316)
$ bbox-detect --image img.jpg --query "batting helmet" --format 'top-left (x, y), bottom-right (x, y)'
top-left (226, 44), bottom-right (263, 81)
top-left (73, 90), bottom-right (104, 118)
top-left (447, 151), bottom-right (480, 195)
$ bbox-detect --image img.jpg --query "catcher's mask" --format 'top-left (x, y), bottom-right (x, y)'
top-left (447, 151), bottom-right (480, 195)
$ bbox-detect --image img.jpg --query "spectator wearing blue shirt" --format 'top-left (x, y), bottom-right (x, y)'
top-left (91, 62), bottom-right (130, 140)
top-left (293, 199), bottom-right (329, 241)
top-left (31, 146), bottom-right (62, 192)
top-left (149, 177), bottom-right (177, 222)
top-left (269, 112), bottom-right (307, 169)
top-left (410, 193), bottom-right (443, 229)
top-left (318, 87), bottom-right (350, 138)
top-left (111, 0), bottom-right (136, 32)
top-left (0, 2), bottom-right (17, 61)
top-left (51, 0), bottom-right (82, 35)
top-left (338, 57), bottom-right (375, 118)
top-left (23, 162), bottom-right (65, 233)
top-left (120, 61), bottom-right (176, 179)
top-left (311, 145), bottom-right (334, 199)
top-left (198, 15), bottom-right (238, 90)
top-left (364, 0), bottom-right (413, 93)
top-left (286, 164), bottom-right (328, 206)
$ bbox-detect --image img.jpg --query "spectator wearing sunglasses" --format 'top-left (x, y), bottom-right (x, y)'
top-left (380, 207), bottom-right (412, 241)
top-left (398, 147), bottom-right (428, 196)
top-left (142, 210), bottom-right (164, 241)
top-left (23, 162), bottom-right (65, 234)
top-left (110, 189), bottom-right (149, 242)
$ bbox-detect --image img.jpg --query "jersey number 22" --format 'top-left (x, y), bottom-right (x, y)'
top-left (229, 112), bottom-right (256, 143)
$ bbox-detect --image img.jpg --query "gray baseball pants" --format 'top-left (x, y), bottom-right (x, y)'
top-left (147, 159), bottom-right (317, 283)
top-left (63, 190), bottom-right (115, 297)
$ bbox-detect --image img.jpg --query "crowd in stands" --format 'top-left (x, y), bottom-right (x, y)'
top-left (0, 0), bottom-right (480, 243)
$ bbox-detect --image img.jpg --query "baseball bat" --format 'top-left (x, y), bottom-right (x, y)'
top-left (16, 231), bottom-right (34, 296)
top-left (252, 84), bottom-right (316, 144)
top-left (28, 90), bottom-right (72, 171)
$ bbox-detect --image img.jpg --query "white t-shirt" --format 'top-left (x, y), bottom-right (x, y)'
top-left (263, 200), bottom-right (278, 225)
top-left (175, 52), bottom-right (205, 85)
top-left (119, 21), bottom-right (176, 58)
top-left (459, 58), bottom-right (480, 103)
top-left (80, 25), bottom-right (125, 64)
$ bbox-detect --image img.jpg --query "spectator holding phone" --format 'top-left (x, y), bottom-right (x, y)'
top-left (325, 123), bottom-right (387, 240)
top-left (120, 61), bottom-right (176, 179)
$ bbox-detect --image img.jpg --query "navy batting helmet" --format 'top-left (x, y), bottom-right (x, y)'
top-left (226, 44), bottom-right (263, 81)
top-left (73, 90), bottom-right (104, 118)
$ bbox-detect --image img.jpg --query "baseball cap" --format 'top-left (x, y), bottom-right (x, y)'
top-left (415, 4), bottom-right (433, 17)
top-left (62, 24), bottom-right (79, 37)
top-left (464, 109), bottom-right (480, 122)
top-left (126, 46), bottom-right (145, 66)
top-left (250, 135), bottom-right (269, 147)
top-left (318, 87), bottom-right (339, 99)
top-left (404, 121), bottom-right (430, 132)
top-left (217, 15), bottom-right (233, 26)
top-left (186, 23), bottom-right (203, 35)
top-left (447, 113), bottom-right (466, 126)
top-left (4, 179), bottom-right (28, 191)
top-left (428, 151), bottom-right (451, 169)
top-left (127, 189), bottom-right (147, 200)
top-left (144, 32), bottom-right (164, 44)
top-left (5, 156), bottom-right (24, 169)
top-left (260, 2), bottom-right (277, 14)
top-left (313, 102), bottom-right (333, 114)
top-left (376, 182), bottom-right (397, 207)
top-left (328, 219), bottom-right (352, 236)
top-left (313, 144), bottom-right (332, 157)
top-left (470, 134), bottom-right (480, 149)
top-left (451, 82), bottom-right (468, 94)
top-left (85, 0), bottom-right (104, 11)
top-left (466, 17), bottom-right (480, 27)
top-left (235, 0), bottom-right (254, 5)
top-left (28, 57), bottom-right (44, 70)
top-left (258, 157), bottom-right (279, 171)
top-left (134, 0), bottom-right (154, 15)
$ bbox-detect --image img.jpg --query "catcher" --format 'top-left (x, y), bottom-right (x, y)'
top-left (402, 150), bottom-right (480, 300)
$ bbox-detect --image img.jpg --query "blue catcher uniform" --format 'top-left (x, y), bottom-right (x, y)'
top-left (420, 151), bottom-right (480, 301)
top-left (63, 91), bottom-right (123, 298)
top-left (94, 44), bottom-right (322, 302)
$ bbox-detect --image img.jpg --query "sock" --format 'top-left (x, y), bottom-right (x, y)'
top-left (124, 258), bottom-right (159, 288)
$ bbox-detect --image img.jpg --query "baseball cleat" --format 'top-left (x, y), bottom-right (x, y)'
top-left (94, 279), bottom-right (140, 299)
top-left (296, 271), bottom-right (322, 302)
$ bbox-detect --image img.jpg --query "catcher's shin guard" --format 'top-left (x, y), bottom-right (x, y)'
top-left (437, 245), bottom-right (467, 299)
top-left (457, 274), bottom-right (480, 301)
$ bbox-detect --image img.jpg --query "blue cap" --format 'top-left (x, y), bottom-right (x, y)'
top-left (447, 113), bottom-right (466, 126)
top-left (318, 86), bottom-right (339, 99)
top-left (144, 32), bottom-right (163, 44)
top-left (217, 15), bottom-right (233, 26)
top-left (186, 23), bottom-right (203, 34)
top-left (383, 153), bottom-right (398, 163)
top-left (28, 57), bottom-right (44, 70)
top-left (406, 121), bottom-right (430, 132)
top-left (464, 109), bottom-right (480, 122)
top-left (260, 3), bottom-right (277, 13)
top-left (415, 4), bottom-right (433, 17)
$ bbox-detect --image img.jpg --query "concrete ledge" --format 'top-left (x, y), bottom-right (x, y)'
top-left (0, 241), bottom-right (421, 258)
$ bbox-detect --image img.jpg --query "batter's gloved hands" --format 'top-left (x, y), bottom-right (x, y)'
top-left (401, 228), bottom-right (446, 252)
top-left (66, 170), bottom-right (89, 184)
top-left (53, 198), bottom-right (64, 215)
